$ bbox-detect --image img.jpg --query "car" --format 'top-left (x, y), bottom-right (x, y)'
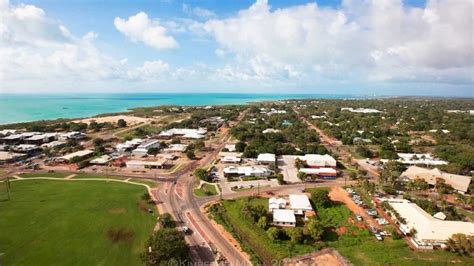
top-left (374, 234), bottom-right (383, 241)
top-left (356, 215), bottom-right (363, 221)
top-left (182, 226), bottom-right (191, 234)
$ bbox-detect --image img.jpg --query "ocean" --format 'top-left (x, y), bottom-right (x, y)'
top-left (0, 93), bottom-right (356, 125)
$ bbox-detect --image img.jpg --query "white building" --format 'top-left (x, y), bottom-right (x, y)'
top-left (159, 128), bottom-right (207, 139)
top-left (59, 149), bottom-right (94, 162)
top-left (132, 140), bottom-right (161, 156)
top-left (341, 107), bottom-right (382, 113)
top-left (12, 144), bottom-right (39, 153)
top-left (272, 209), bottom-right (296, 227)
top-left (221, 156), bottom-right (241, 164)
top-left (386, 199), bottom-right (474, 249)
top-left (297, 154), bottom-right (337, 169)
top-left (269, 197), bottom-right (287, 213)
top-left (401, 166), bottom-right (472, 194)
top-left (59, 132), bottom-right (86, 141)
top-left (257, 153), bottom-right (276, 165)
top-left (262, 128), bottom-right (281, 134)
top-left (163, 144), bottom-right (188, 153)
top-left (225, 144), bottom-right (236, 152)
top-left (223, 166), bottom-right (271, 177)
top-left (116, 139), bottom-right (143, 152)
top-left (126, 158), bottom-right (171, 169)
top-left (41, 141), bottom-right (66, 149)
top-left (90, 155), bottom-right (112, 165)
top-left (382, 153), bottom-right (448, 166)
top-left (299, 167), bottom-right (337, 178)
top-left (289, 194), bottom-right (313, 215)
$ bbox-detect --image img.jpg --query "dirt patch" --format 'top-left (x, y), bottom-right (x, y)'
top-left (335, 226), bottom-right (348, 236)
top-left (106, 228), bottom-right (134, 244)
top-left (108, 208), bottom-right (126, 214)
top-left (283, 248), bottom-right (352, 266)
top-left (138, 200), bottom-right (150, 212)
top-left (329, 187), bottom-right (381, 230)
top-left (75, 115), bottom-right (154, 125)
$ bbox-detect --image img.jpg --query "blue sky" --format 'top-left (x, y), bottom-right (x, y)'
top-left (1, 0), bottom-right (473, 96)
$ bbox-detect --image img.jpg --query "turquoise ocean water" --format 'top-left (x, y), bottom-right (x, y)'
top-left (0, 93), bottom-right (356, 125)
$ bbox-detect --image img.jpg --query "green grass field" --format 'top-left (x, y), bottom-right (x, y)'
top-left (0, 179), bottom-right (156, 265)
top-left (19, 172), bottom-right (69, 178)
top-left (194, 183), bottom-right (218, 197)
top-left (72, 173), bottom-right (127, 180)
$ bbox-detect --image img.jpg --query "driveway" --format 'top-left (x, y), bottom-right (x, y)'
top-left (279, 155), bottom-right (301, 183)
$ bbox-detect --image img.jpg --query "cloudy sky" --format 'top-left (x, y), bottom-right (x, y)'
top-left (0, 0), bottom-right (472, 96)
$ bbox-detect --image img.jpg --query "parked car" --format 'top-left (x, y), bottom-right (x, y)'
top-left (356, 215), bottom-right (363, 221)
top-left (374, 234), bottom-right (383, 241)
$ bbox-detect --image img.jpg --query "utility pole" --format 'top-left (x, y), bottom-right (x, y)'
top-left (257, 182), bottom-right (260, 195)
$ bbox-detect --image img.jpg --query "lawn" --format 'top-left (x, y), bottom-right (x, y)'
top-left (0, 179), bottom-right (156, 266)
top-left (72, 173), bottom-right (127, 180)
top-left (19, 172), bottom-right (69, 178)
top-left (194, 183), bottom-right (218, 197)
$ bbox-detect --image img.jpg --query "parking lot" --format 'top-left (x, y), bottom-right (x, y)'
top-left (278, 155), bottom-right (301, 183)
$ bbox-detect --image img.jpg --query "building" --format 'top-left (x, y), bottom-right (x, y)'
top-left (257, 153), bottom-right (276, 165)
top-left (90, 155), bottom-right (112, 165)
top-left (163, 144), bottom-right (188, 153)
top-left (126, 158), bottom-right (172, 169)
top-left (59, 132), bottom-right (86, 141)
top-left (289, 194), bottom-right (313, 215)
top-left (297, 154), bottom-right (337, 169)
top-left (158, 128), bottom-right (207, 139)
top-left (341, 107), bottom-right (382, 113)
top-left (0, 129), bottom-right (17, 137)
top-left (220, 155), bottom-right (241, 164)
top-left (218, 152), bottom-right (242, 160)
top-left (0, 134), bottom-right (23, 145)
top-left (132, 140), bottom-right (161, 156)
top-left (299, 167), bottom-right (337, 179)
top-left (262, 128), bottom-right (281, 134)
top-left (41, 141), bottom-right (66, 149)
top-left (272, 209), bottom-right (296, 227)
top-left (395, 153), bottom-right (448, 166)
top-left (0, 151), bottom-right (27, 164)
top-left (116, 139), bottom-right (143, 152)
top-left (269, 197), bottom-right (287, 213)
top-left (200, 116), bottom-right (226, 126)
top-left (224, 144), bottom-right (236, 152)
top-left (386, 199), bottom-right (474, 249)
top-left (400, 166), bottom-right (472, 194)
top-left (25, 133), bottom-right (58, 145)
top-left (58, 149), bottom-right (94, 163)
top-left (12, 144), bottom-right (40, 153)
top-left (223, 166), bottom-right (271, 177)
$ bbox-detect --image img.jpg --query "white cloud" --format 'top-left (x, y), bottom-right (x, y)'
top-left (114, 12), bottom-right (178, 50)
top-left (182, 4), bottom-right (216, 19)
top-left (199, 0), bottom-right (474, 85)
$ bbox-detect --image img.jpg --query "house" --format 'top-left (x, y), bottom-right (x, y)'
top-left (262, 128), bottom-right (281, 134)
top-left (163, 144), bottom-right (188, 153)
top-left (269, 197), bottom-right (287, 212)
top-left (297, 154), bottom-right (337, 169)
top-left (224, 144), bottom-right (236, 152)
top-left (289, 194), bottom-right (313, 215)
top-left (218, 152), bottom-right (242, 160)
top-left (400, 166), bottom-right (472, 194)
top-left (0, 129), bottom-right (17, 137)
top-left (90, 155), bottom-right (112, 165)
top-left (59, 149), bottom-right (94, 163)
top-left (116, 139), bottom-right (143, 152)
top-left (223, 166), bottom-right (271, 177)
top-left (25, 133), bottom-right (58, 145)
top-left (41, 141), bottom-right (66, 149)
top-left (0, 151), bottom-right (27, 164)
top-left (0, 134), bottom-right (23, 145)
top-left (272, 209), bottom-right (296, 227)
top-left (341, 107), bottom-right (382, 113)
top-left (395, 153), bottom-right (448, 166)
top-left (12, 144), bottom-right (40, 154)
top-left (257, 153), bottom-right (276, 165)
top-left (59, 131), bottom-right (86, 141)
top-left (132, 140), bottom-right (161, 156)
top-left (299, 167), bottom-right (337, 179)
top-left (200, 116), bottom-right (226, 126)
top-left (126, 158), bottom-right (172, 169)
top-left (386, 199), bottom-right (474, 249)
top-left (158, 128), bottom-right (207, 139)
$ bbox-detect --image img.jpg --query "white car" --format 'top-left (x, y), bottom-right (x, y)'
top-left (375, 234), bottom-right (383, 241)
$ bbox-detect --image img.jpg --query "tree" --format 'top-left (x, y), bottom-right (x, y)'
top-left (93, 138), bottom-right (105, 147)
top-left (305, 218), bottom-right (324, 241)
top-left (171, 137), bottom-right (181, 144)
top-left (311, 189), bottom-right (332, 208)
top-left (257, 216), bottom-right (268, 230)
top-left (356, 145), bottom-right (373, 158)
top-left (287, 227), bottom-right (303, 244)
top-left (117, 119), bottom-right (127, 128)
top-left (297, 171), bottom-right (308, 182)
top-left (147, 147), bottom-right (159, 158)
top-left (267, 227), bottom-right (279, 240)
top-left (235, 141), bottom-right (247, 152)
top-left (294, 158), bottom-right (304, 170)
top-left (186, 149), bottom-right (195, 160)
top-left (140, 228), bottom-right (189, 265)
top-left (194, 168), bottom-right (209, 181)
top-left (446, 233), bottom-right (474, 257)
top-left (158, 213), bottom-right (176, 228)
top-left (194, 140), bottom-right (205, 151)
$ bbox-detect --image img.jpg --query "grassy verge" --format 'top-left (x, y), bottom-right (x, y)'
top-left (73, 173), bottom-right (127, 180)
top-left (194, 183), bottom-right (218, 197)
top-left (19, 172), bottom-right (69, 178)
top-left (0, 179), bottom-right (156, 265)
